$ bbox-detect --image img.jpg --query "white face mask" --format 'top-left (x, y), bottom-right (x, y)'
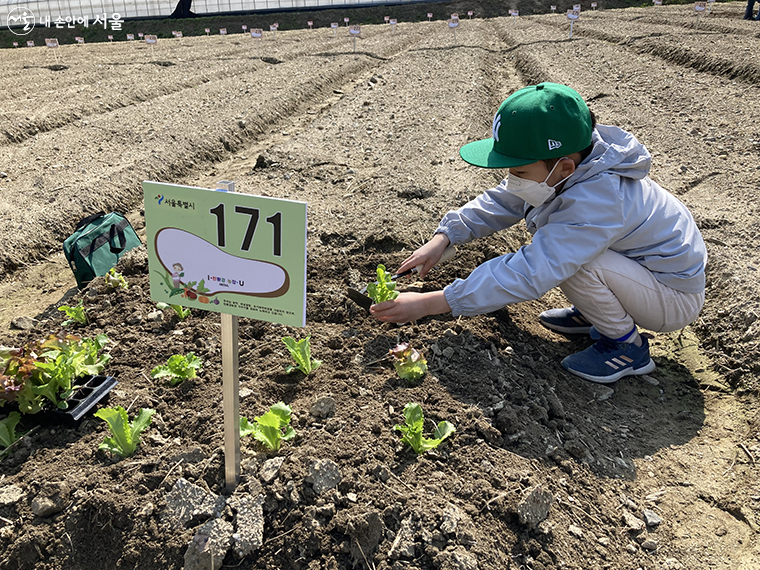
top-left (506, 159), bottom-right (572, 208)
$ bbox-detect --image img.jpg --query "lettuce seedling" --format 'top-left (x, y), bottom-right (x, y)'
top-left (94, 406), bottom-right (155, 458)
top-left (104, 268), bottom-right (128, 289)
top-left (156, 302), bottom-right (191, 321)
top-left (0, 412), bottom-right (21, 449)
top-left (240, 401), bottom-right (295, 451)
top-left (58, 300), bottom-right (88, 326)
top-left (394, 403), bottom-right (455, 454)
top-left (1, 333), bottom-right (111, 414)
top-left (282, 336), bottom-right (321, 375)
top-left (389, 343), bottom-right (428, 382)
top-left (366, 264), bottom-right (399, 303)
top-left (150, 353), bottom-right (202, 385)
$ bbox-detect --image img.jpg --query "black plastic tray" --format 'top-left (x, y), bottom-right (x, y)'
top-left (44, 375), bottom-right (118, 425)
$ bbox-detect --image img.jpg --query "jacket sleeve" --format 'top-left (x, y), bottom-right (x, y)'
top-left (444, 175), bottom-right (627, 316)
top-left (435, 178), bottom-right (526, 245)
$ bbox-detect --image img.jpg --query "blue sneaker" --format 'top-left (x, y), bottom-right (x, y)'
top-left (539, 306), bottom-right (593, 335)
top-left (561, 336), bottom-right (656, 384)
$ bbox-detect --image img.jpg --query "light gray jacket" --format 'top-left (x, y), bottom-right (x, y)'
top-left (437, 125), bottom-right (707, 316)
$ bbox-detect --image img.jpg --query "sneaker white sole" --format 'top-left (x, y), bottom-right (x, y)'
top-left (540, 321), bottom-right (593, 335)
top-left (562, 358), bottom-right (656, 384)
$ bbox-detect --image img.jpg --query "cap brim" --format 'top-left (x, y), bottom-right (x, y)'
top-left (459, 139), bottom-right (537, 168)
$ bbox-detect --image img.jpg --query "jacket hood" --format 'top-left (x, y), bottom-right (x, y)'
top-left (567, 124), bottom-right (652, 186)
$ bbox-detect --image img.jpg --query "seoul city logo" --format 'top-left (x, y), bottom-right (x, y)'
top-left (492, 113), bottom-right (501, 143)
top-left (6, 7), bottom-right (36, 36)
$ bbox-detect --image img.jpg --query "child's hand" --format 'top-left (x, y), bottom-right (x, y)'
top-left (370, 291), bottom-right (450, 323)
top-left (396, 233), bottom-right (450, 278)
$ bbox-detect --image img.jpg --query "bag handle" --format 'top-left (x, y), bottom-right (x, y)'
top-left (109, 223), bottom-right (127, 254)
top-left (75, 211), bottom-right (106, 231)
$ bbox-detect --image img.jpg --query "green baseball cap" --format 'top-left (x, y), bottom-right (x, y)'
top-left (459, 83), bottom-right (593, 168)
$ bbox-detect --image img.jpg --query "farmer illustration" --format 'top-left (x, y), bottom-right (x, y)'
top-left (370, 83), bottom-right (707, 385)
top-left (171, 263), bottom-right (184, 288)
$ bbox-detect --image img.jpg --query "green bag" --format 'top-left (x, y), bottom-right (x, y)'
top-left (63, 211), bottom-right (142, 288)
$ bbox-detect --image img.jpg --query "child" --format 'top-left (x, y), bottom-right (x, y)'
top-left (370, 83), bottom-right (706, 384)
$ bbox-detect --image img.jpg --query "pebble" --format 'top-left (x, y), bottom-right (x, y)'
top-left (641, 537), bottom-right (659, 551)
top-left (622, 510), bottom-right (645, 531)
top-left (594, 386), bottom-right (615, 401)
top-left (10, 316), bottom-right (35, 330)
top-left (626, 543), bottom-right (637, 553)
top-left (307, 459), bottom-right (341, 494)
top-left (568, 524), bottom-right (583, 538)
top-left (310, 396), bottom-right (336, 419)
top-left (597, 536), bottom-right (610, 547)
top-left (642, 508), bottom-right (663, 527)
top-left (259, 457), bottom-right (285, 484)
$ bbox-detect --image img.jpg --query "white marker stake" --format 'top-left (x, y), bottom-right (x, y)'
top-left (251, 28), bottom-right (263, 41)
top-left (448, 18), bottom-right (459, 43)
top-left (350, 25), bottom-right (360, 52)
top-left (13, 42), bottom-right (18, 47)
top-left (695, 2), bottom-right (706, 29)
top-left (220, 28), bottom-right (227, 37)
top-left (108, 34), bottom-right (113, 42)
top-left (390, 19), bottom-right (397, 34)
top-left (567, 9), bottom-right (580, 39)
top-left (384, 16), bottom-right (390, 24)
top-left (242, 25), bottom-right (247, 33)
top-left (45, 38), bottom-right (60, 64)
top-left (308, 20), bottom-right (313, 30)
top-left (27, 41), bottom-right (34, 47)
top-left (591, 2), bottom-right (597, 10)
top-left (707, 0), bottom-right (715, 14)
top-left (512, 10), bottom-right (519, 26)
top-left (270, 23), bottom-right (277, 39)
top-left (427, 12), bottom-right (432, 21)
top-left (344, 17), bottom-right (349, 27)
top-left (468, 10), bottom-right (473, 19)
top-left (205, 28), bottom-right (210, 35)
top-left (331, 22), bottom-right (338, 37)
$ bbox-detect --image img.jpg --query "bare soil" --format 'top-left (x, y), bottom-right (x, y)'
top-left (1, 4), bottom-right (759, 570)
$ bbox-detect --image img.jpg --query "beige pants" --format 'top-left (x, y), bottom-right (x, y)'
top-left (559, 250), bottom-right (705, 340)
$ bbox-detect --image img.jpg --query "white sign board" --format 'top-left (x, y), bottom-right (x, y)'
top-left (349, 25), bottom-right (361, 35)
top-left (567, 9), bottom-right (581, 19)
top-left (250, 29), bottom-right (263, 38)
top-left (45, 38), bottom-right (59, 48)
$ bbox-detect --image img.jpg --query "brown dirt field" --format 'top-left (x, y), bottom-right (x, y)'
top-left (0, 3), bottom-right (759, 570)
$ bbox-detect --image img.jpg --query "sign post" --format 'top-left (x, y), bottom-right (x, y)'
top-left (567, 9), bottom-right (580, 39)
top-left (349, 25), bottom-right (361, 52)
top-left (448, 17), bottom-right (459, 43)
top-left (695, 1), bottom-right (706, 28)
top-left (390, 19), bottom-right (397, 33)
top-left (427, 12), bottom-right (432, 22)
top-left (331, 22), bottom-right (338, 37)
top-left (143, 180), bottom-right (307, 490)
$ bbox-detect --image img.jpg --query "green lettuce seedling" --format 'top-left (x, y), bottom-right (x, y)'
top-left (394, 403), bottom-right (455, 454)
top-left (366, 264), bottom-right (399, 303)
top-left (94, 406), bottom-right (155, 458)
top-left (150, 353), bottom-right (202, 385)
top-left (389, 343), bottom-right (428, 382)
top-left (104, 268), bottom-right (128, 289)
top-left (0, 412), bottom-right (21, 449)
top-left (58, 300), bottom-right (88, 326)
top-left (282, 336), bottom-right (321, 375)
top-left (240, 401), bottom-right (295, 451)
top-left (156, 302), bottom-right (191, 321)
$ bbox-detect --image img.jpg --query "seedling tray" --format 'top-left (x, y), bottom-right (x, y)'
top-left (43, 375), bottom-right (118, 425)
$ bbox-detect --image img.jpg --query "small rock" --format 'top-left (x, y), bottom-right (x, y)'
top-left (663, 558), bottom-right (683, 570)
top-left (626, 543), bottom-right (637, 553)
top-left (517, 486), bottom-right (554, 529)
top-left (597, 536), bottom-right (610, 547)
top-left (162, 478), bottom-right (225, 529)
top-left (31, 482), bottom-right (70, 517)
top-left (0, 172), bottom-right (7, 178)
top-left (126, 313), bottom-right (143, 325)
top-left (0, 485), bottom-right (24, 506)
top-left (434, 545), bottom-right (479, 570)
top-left (641, 537), bottom-right (659, 551)
top-left (346, 492), bottom-right (358, 503)
top-left (640, 374), bottom-right (659, 386)
top-left (310, 396), bottom-right (336, 419)
top-left (147, 310), bottom-right (163, 322)
top-left (440, 505), bottom-right (463, 535)
top-left (622, 510), bottom-right (645, 532)
top-left (184, 518), bottom-right (233, 570)
top-left (308, 459), bottom-right (341, 494)
top-left (259, 457), bottom-right (285, 484)
top-left (568, 524), bottom-right (584, 538)
top-left (238, 120), bottom-right (246, 128)
top-left (593, 386), bottom-right (615, 401)
top-left (642, 508), bottom-right (663, 527)
top-left (10, 316), bottom-right (35, 330)
top-left (228, 494), bottom-right (264, 557)
top-left (388, 516), bottom-right (416, 559)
